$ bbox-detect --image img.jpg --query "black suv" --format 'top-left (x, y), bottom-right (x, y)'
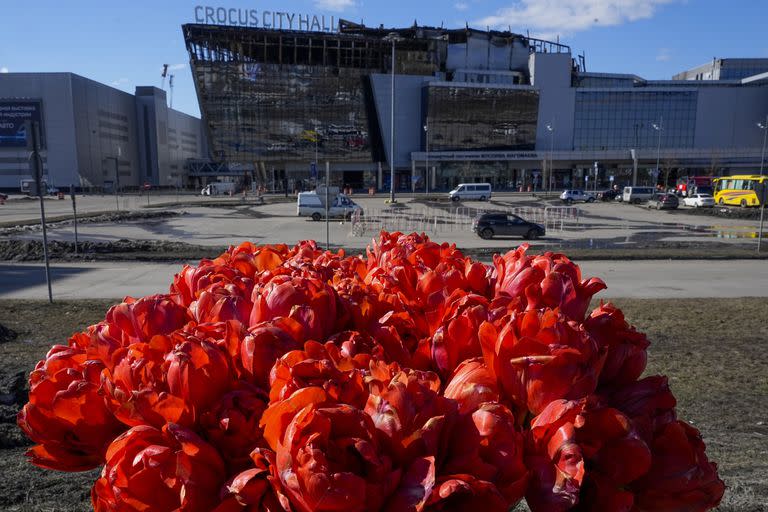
top-left (472, 213), bottom-right (545, 240)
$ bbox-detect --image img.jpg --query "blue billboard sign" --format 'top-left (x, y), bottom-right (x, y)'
top-left (0, 101), bottom-right (44, 148)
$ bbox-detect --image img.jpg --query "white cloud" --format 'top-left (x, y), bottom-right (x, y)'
top-left (111, 78), bottom-right (129, 87)
top-left (455, 2), bottom-right (469, 10)
top-left (0, 67), bottom-right (8, 73)
top-left (314, 0), bottom-right (356, 11)
top-left (168, 63), bottom-right (187, 71)
top-left (656, 48), bottom-right (671, 62)
top-left (476, 0), bottom-right (677, 37)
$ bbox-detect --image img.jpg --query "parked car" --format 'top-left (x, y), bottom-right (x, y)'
top-left (560, 190), bottom-right (595, 204)
top-left (682, 193), bottom-right (715, 208)
top-left (597, 189), bottom-right (618, 201)
top-left (622, 186), bottom-right (655, 204)
top-left (449, 183), bottom-right (492, 202)
top-left (647, 193), bottom-right (679, 210)
top-left (472, 213), bottom-right (545, 240)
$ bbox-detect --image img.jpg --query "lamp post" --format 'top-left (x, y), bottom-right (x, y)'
top-left (757, 116), bottom-right (767, 253)
top-left (546, 122), bottom-right (554, 196)
top-left (384, 33), bottom-right (402, 203)
top-left (424, 123), bottom-right (429, 195)
top-left (651, 117), bottom-right (663, 191)
top-left (758, 116), bottom-right (767, 176)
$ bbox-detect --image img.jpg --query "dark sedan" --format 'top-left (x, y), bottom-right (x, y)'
top-left (647, 193), bottom-right (679, 210)
top-left (472, 213), bottom-right (545, 240)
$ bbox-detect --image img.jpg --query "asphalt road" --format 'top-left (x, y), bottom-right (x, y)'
top-left (1, 260), bottom-right (766, 300)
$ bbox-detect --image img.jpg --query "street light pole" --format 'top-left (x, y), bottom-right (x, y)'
top-left (758, 115), bottom-right (767, 176)
top-left (757, 116), bottom-right (767, 253)
top-left (424, 123), bottom-right (429, 195)
top-left (652, 117), bottom-right (663, 191)
top-left (389, 37), bottom-right (396, 203)
top-left (546, 122), bottom-right (554, 196)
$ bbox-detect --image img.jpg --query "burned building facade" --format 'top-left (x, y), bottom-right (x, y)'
top-left (184, 21), bottom-right (768, 192)
top-left (183, 21), bottom-right (551, 190)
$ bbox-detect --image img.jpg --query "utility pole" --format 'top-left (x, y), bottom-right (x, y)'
top-left (28, 121), bottom-right (53, 303)
top-left (325, 161), bottom-right (330, 250)
top-left (70, 184), bottom-right (79, 256)
top-left (652, 117), bottom-right (663, 190)
top-left (757, 116), bottom-right (767, 252)
top-left (424, 122), bottom-right (429, 195)
top-left (546, 122), bottom-right (554, 196)
top-left (389, 38), bottom-right (396, 203)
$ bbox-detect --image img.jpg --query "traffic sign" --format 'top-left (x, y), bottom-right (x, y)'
top-left (609, 175), bottom-right (615, 182)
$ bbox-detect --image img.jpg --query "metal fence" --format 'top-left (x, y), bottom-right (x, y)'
top-left (349, 205), bottom-right (580, 237)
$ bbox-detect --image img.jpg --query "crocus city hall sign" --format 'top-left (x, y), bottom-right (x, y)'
top-left (194, 5), bottom-right (338, 32)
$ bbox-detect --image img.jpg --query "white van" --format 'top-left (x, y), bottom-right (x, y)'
top-left (297, 191), bottom-right (362, 221)
top-left (449, 183), bottom-right (492, 202)
top-left (622, 186), bottom-right (655, 204)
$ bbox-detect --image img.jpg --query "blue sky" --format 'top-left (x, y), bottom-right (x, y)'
top-left (1, 0), bottom-right (766, 118)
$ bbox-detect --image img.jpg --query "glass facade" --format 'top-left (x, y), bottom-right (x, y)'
top-left (426, 85), bottom-right (539, 151)
top-left (573, 90), bottom-right (698, 150)
top-left (193, 61), bottom-right (373, 163)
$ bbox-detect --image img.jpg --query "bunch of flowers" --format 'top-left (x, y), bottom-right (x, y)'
top-left (18, 233), bottom-right (724, 511)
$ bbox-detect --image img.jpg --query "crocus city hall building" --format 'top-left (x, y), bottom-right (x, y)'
top-left (183, 17), bottom-right (768, 192)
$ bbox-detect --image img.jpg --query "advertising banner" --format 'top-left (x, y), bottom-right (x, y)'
top-left (0, 100), bottom-right (44, 148)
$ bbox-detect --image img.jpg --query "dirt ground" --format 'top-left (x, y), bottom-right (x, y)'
top-left (0, 298), bottom-right (766, 511)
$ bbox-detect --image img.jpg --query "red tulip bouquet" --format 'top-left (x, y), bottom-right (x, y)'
top-left (18, 232), bottom-right (724, 511)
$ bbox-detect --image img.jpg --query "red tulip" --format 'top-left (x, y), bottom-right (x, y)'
top-left (365, 369), bottom-right (456, 465)
top-left (630, 420), bottom-right (725, 511)
top-left (526, 398), bottom-right (652, 512)
top-left (606, 376), bottom-right (677, 443)
top-left (274, 401), bottom-right (400, 512)
top-left (327, 330), bottom-right (386, 361)
top-left (184, 320), bottom-right (248, 377)
top-left (479, 309), bottom-right (605, 415)
top-left (92, 423), bottom-right (226, 512)
top-left (213, 241), bottom-right (289, 278)
top-left (584, 302), bottom-right (650, 387)
top-left (250, 275), bottom-right (339, 341)
top-left (425, 475), bottom-right (508, 511)
top-left (465, 260), bottom-right (494, 298)
top-left (171, 262), bottom-right (253, 307)
top-left (443, 359), bottom-right (500, 414)
top-left (166, 333), bottom-right (233, 411)
top-left (190, 283), bottom-right (253, 324)
top-left (268, 340), bottom-right (369, 408)
top-left (17, 345), bottom-right (125, 471)
top-left (104, 330), bottom-right (233, 428)
top-left (442, 402), bottom-right (528, 506)
top-left (428, 294), bottom-right (488, 379)
top-left (200, 386), bottom-right (270, 472)
top-left (86, 294), bottom-right (191, 370)
top-left (241, 319), bottom-right (303, 389)
top-left (102, 337), bottom-right (192, 428)
top-left (213, 449), bottom-right (291, 512)
top-left (493, 246), bottom-right (606, 322)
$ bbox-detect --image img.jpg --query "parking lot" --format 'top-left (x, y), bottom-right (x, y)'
top-left (0, 191), bottom-right (763, 252)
